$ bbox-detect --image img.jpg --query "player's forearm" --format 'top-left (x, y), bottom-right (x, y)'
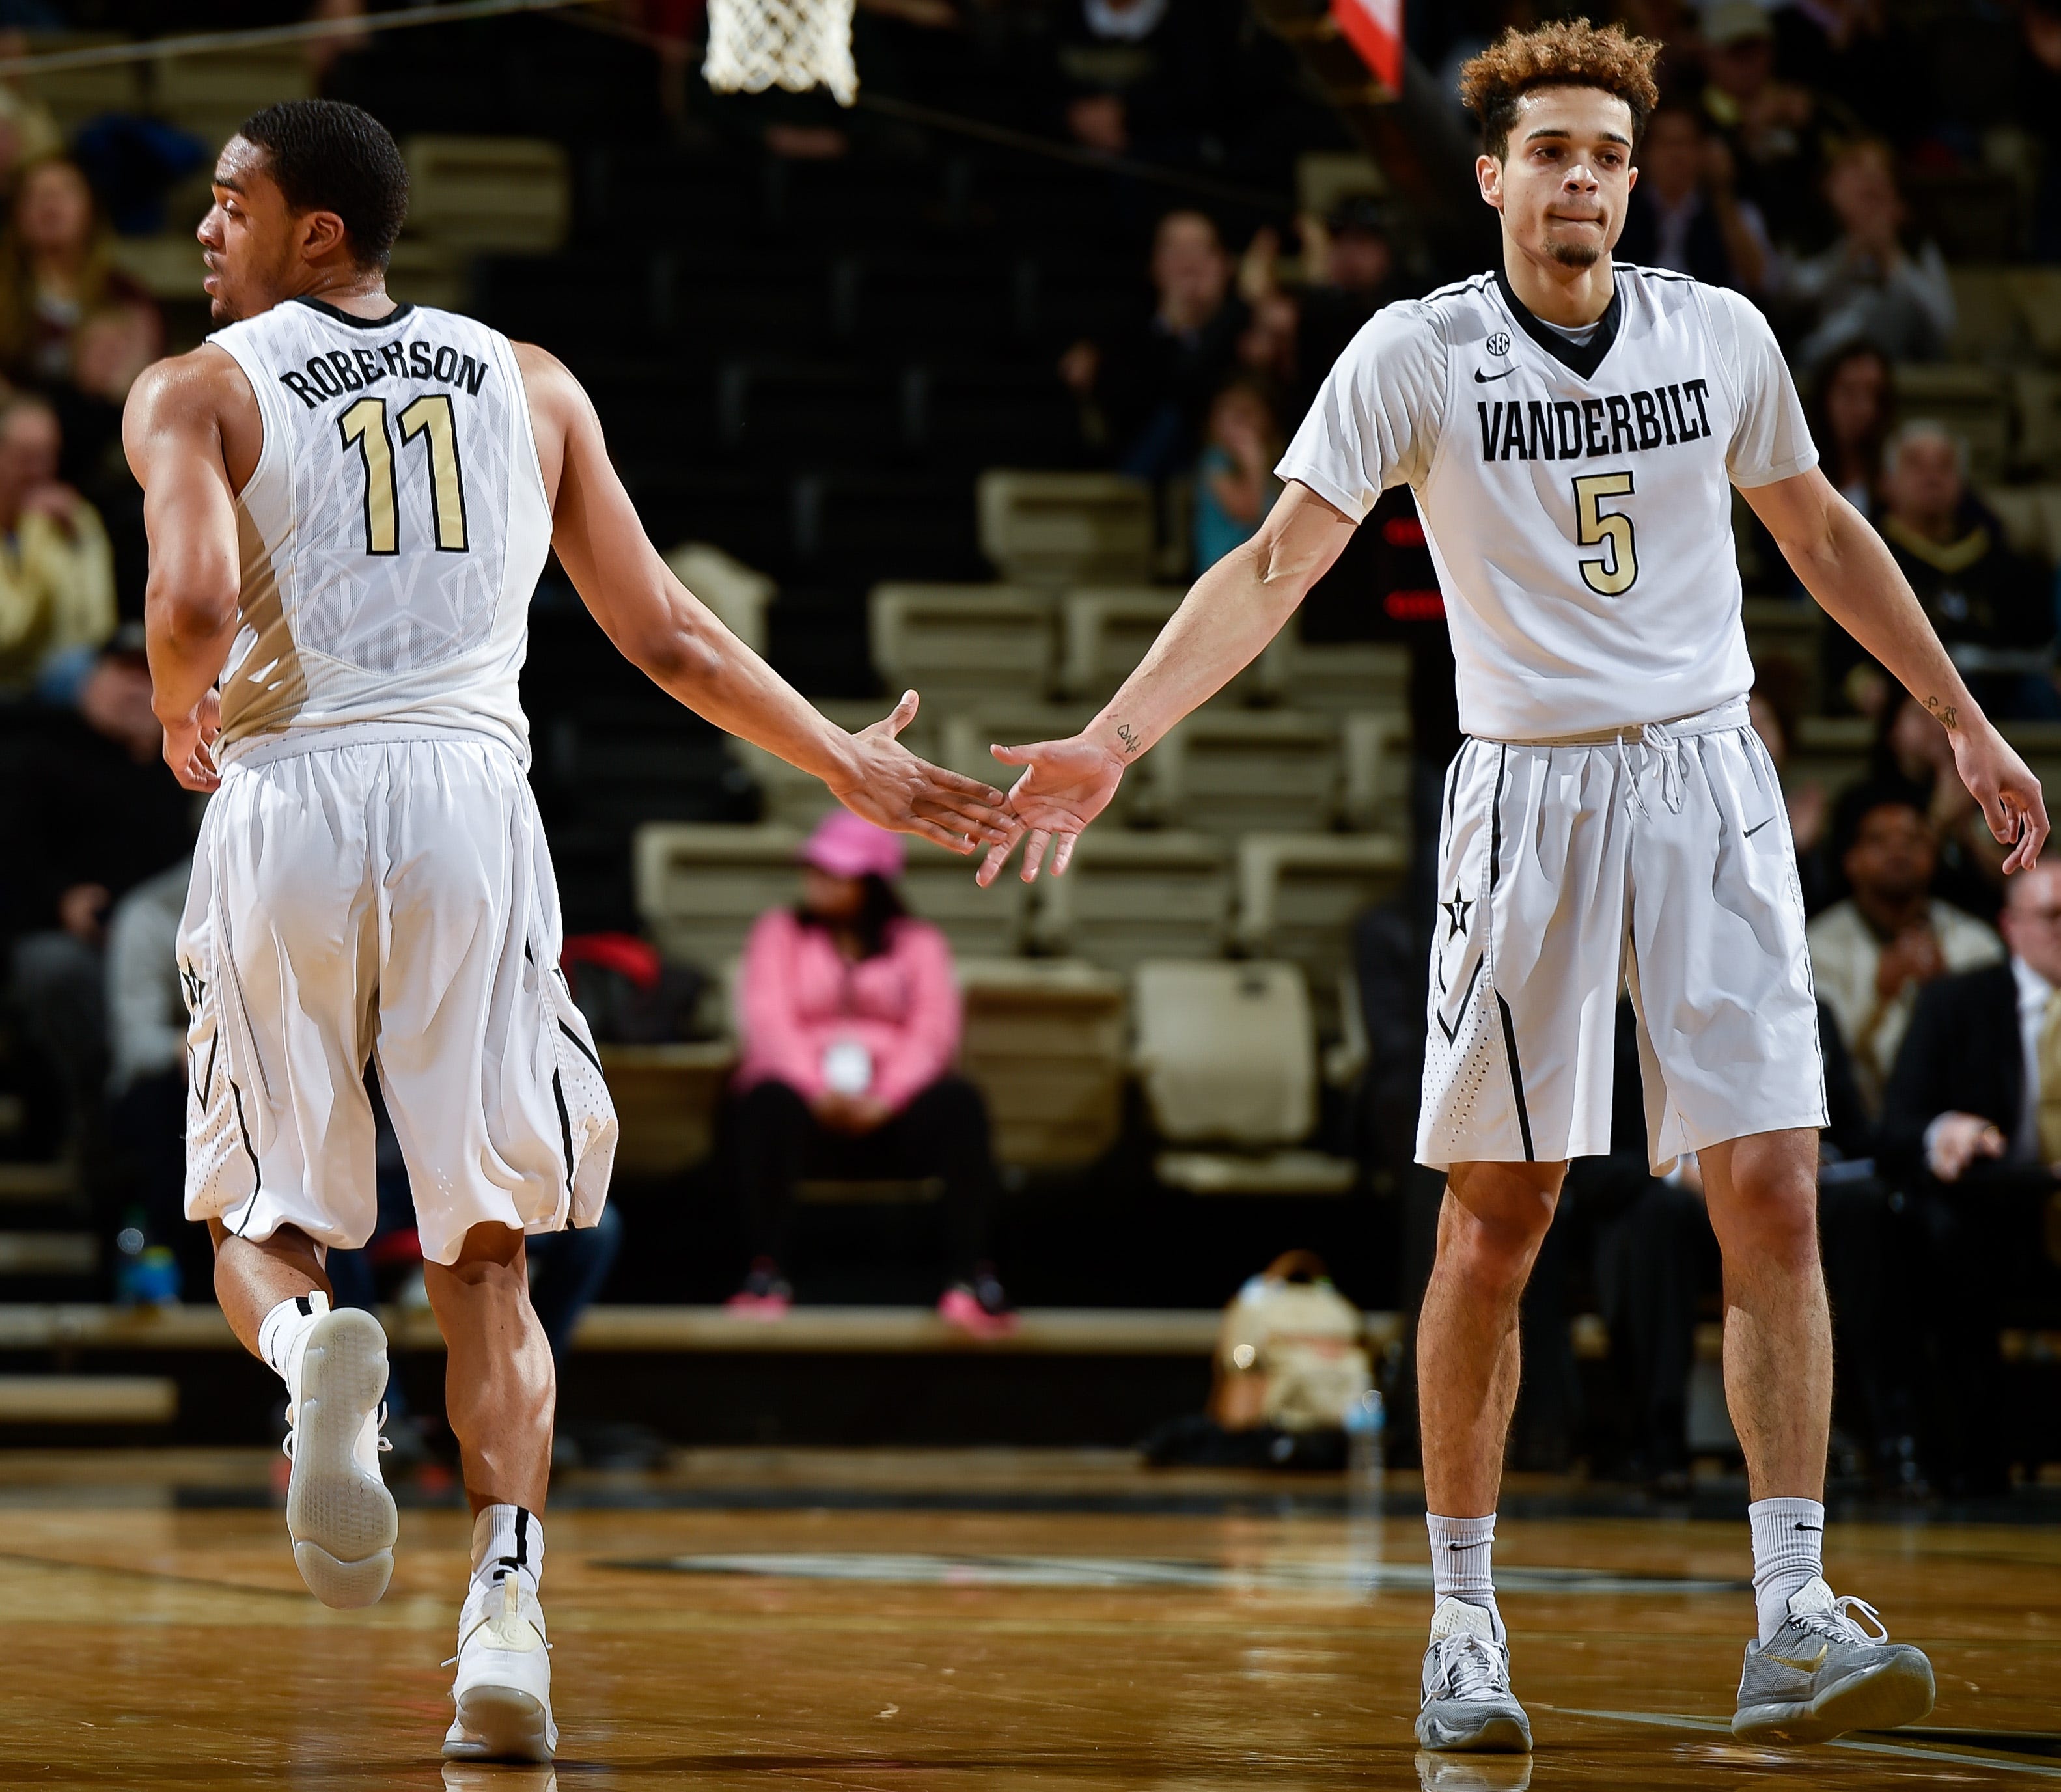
top-left (622, 581), bottom-right (861, 789)
top-left (1084, 532), bottom-right (1307, 762)
top-left (1787, 494), bottom-right (1985, 737)
top-left (144, 569), bottom-right (239, 724)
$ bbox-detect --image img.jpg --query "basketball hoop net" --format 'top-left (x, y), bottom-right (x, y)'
top-left (704, 0), bottom-right (858, 107)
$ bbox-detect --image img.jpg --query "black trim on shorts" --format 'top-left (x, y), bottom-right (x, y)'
top-left (1489, 745), bottom-right (1508, 892)
top-left (557, 1019), bottom-right (603, 1077)
top-left (1496, 993), bottom-right (1535, 1161)
top-left (551, 1068), bottom-right (575, 1191)
top-left (230, 1078), bottom-right (263, 1196)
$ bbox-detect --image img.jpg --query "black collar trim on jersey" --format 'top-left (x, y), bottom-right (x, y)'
top-left (292, 294), bottom-right (414, 330)
top-left (1492, 264), bottom-right (1622, 381)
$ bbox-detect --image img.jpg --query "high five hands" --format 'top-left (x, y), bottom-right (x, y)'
top-left (827, 689), bottom-right (1016, 855)
top-left (975, 730), bottom-right (1129, 888)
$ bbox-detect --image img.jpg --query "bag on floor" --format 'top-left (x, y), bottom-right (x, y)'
top-left (1210, 1250), bottom-right (1372, 1433)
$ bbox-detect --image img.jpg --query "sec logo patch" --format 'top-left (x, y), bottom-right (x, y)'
top-left (1486, 331), bottom-right (1512, 357)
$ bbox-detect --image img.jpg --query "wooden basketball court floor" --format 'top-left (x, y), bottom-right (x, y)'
top-left (3, 1448), bottom-right (2057, 1789)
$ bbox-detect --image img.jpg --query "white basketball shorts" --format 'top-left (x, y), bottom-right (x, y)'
top-left (1417, 696), bottom-right (1825, 1174)
top-left (178, 730), bottom-right (618, 1265)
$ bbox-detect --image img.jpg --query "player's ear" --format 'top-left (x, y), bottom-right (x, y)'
top-left (297, 207), bottom-right (350, 265)
top-left (1475, 153), bottom-right (1504, 210)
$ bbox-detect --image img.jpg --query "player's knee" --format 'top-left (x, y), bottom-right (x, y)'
top-left (1724, 1170), bottom-right (1819, 1264)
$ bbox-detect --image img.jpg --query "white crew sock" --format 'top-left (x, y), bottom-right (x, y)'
top-left (1749, 1496), bottom-right (1825, 1644)
top-left (257, 1291), bottom-right (331, 1411)
top-left (1428, 1511), bottom-right (1502, 1640)
top-left (471, 1504), bottom-right (544, 1607)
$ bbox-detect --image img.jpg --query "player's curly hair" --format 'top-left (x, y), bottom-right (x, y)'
top-left (1459, 19), bottom-right (1662, 161)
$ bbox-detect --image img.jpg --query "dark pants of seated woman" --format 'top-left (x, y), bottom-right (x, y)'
top-left (733, 1074), bottom-right (1001, 1279)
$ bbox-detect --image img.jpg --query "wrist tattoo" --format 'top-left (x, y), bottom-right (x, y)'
top-left (1115, 723), bottom-right (1142, 756)
top-left (1924, 695), bottom-right (1959, 729)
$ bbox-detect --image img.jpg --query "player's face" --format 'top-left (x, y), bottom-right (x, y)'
top-left (1480, 87), bottom-right (1638, 271)
top-left (196, 137), bottom-right (307, 324)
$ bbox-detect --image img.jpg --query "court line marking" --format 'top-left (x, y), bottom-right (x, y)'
top-left (1554, 1707), bottom-right (2061, 1778)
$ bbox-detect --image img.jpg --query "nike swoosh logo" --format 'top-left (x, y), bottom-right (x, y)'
top-left (1764, 1644), bottom-right (1829, 1672)
top-left (1744, 817), bottom-right (1773, 838)
top-left (1473, 366), bottom-right (1517, 383)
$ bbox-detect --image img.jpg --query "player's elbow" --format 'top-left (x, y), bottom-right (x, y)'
top-left (626, 614), bottom-right (726, 692)
top-left (145, 563), bottom-right (239, 648)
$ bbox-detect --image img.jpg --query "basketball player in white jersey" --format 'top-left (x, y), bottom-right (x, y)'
top-left (124, 100), bottom-right (1010, 1763)
top-left (977, 20), bottom-right (2047, 1756)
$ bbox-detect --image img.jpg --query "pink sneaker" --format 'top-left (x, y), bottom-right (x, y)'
top-left (938, 1269), bottom-right (1017, 1339)
top-left (725, 1260), bottom-right (792, 1320)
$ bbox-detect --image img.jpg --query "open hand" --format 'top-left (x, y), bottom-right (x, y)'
top-left (1949, 716), bottom-right (2049, 874)
top-left (975, 732), bottom-right (1128, 887)
top-left (161, 687), bottom-right (222, 793)
top-left (827, 690), bottom-right (1010, 855)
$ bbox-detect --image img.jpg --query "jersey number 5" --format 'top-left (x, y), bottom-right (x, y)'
top-left (1572, 471), bottom-right (1637, 596)
top-left (338, 394), bottom-right (469, 555)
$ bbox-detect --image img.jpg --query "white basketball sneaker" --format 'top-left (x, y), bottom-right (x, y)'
top-left (1732, 1575), bottom-right (1935, 1744)
top-left (283, 1306), bottom-right (397, 1608)
top-left (443, 1575), bottom-right (557, 1763)
top-left (1415, 1598), bottom-right (1532, 1753)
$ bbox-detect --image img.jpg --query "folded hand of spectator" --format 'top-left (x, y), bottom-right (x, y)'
top-left (1926, 1110), bottom-right (2006, 1183)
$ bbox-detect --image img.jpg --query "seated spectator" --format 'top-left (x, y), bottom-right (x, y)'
top-left (1191, 376), bottom-right (1281, 573)
top-left (726, 811), bottom-right (1013, 1336)
top-left (4, 637), bottom-right (193, 1157)
top-left (1806, 784), bottom-right (2002, 1114)
top-left (1807, 340), bottom-right (1892, 521)
top-left (1291, 197), bottom-right (1401, 393)
top-left (1856, 693), bottom-right (2009, 918)
top-left (1876, 861), bottom-right (2061, 1494)
top-left (1052, 0), bottom-right (1241, 171)
top-left (1696, 0), bottom-right (1849, 253)
top-left (0, 158), bottom-right (159, 389)
top-left (1059, 208), bottom-right (1247, 480)
top-left (1619, 101), bottom-right (1769, 291)
top-left (1826, 423), bottom-right (2052, 723)
top-left (0, 393), bottom-right (117, 696)
top-left (1782, 139), bottom-right (1954, 370)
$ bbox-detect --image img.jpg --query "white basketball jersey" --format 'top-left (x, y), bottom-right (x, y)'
top-left (206, 296), bottom-right (552, 764)
top-left (1277, 264), bottom-right (1816, 741)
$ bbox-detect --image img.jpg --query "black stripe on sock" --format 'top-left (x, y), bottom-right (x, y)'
top-left (515, 1508), bottom-right (529, 1565)
top-left (296, 1295), bottom-right (312, 1317)
top-left (1497, 993), bottom-right (1534, 1161)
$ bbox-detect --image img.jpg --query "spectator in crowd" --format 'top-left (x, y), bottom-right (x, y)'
top-left (1696, 0), bottom-right (1848, 253)
top-left (1876, 859), bottom-right (2061, 1495)
top-left (1618, 100), bottom-right (1769, 291)
top-left (1807, 340), bottom-right (1893, 521)
top-left (1782, 139), bottom-right (1955, 371)
top-left (1851, 691), bottom-right (2010, 920)
top-left (0, 38), bottom-right (61, 189)
top-left (1191, 375), bottom-right (1281, 573)
top-left (1059, 208), bottom-right (1248, 480)
top-left (726, 810), bottom-right (1014, 1336)
top-left (1051, 0), bottom-right (1244, 172)
top-left (1826, 422), bottom-right (2052, 723)
top-left (3, 637), bottom-right (193, 1157)
top-left (0, 158), bottom-right (159, 388)
top-left (0, 393), bottom-right (117, 697)
top-left (1292, 197), bottom-right (1402, 394)
top-left (1807, 783), bottom-right (2002, 1114)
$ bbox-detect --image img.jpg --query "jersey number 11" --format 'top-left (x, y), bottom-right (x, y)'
top-left (338, 394), bottom-right (469, 555)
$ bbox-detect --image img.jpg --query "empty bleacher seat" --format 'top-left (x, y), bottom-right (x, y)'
top-left (665, 542), bottom-right (777, 656)
top-left (795, 475), bottom-right (983, 582)
top-left (1338, 711), bottom-right (1413, 835)
top-left (1132, 960), bottom-right (1355, 1194)
top-left (1029, 829), bottom-right (1231, 972)
top-left (1894, 365), bottom-right (2010, 482)
top-left (1248, 637), bottom-right (1409, 715)
top-left (600, 1042), bottom-right (738, 1178)
top-left (1146, 709), bottom-right (1345, 836)
top-left (898, 835), bottom-right (1031, 958)
top-left (154, 46), bottom-right (312, 146)
top-left (717, 361), bottom-right (905, 462)
top-left (404, 137), bottom-right (570, 254)
top-left (636, 823), bottom-right (807, 971)
top-left (1982, 485), bottom-right (2061, 568)
top-left (977, 471), bottom-right (1155, 586)
top-left (1056, 586), bottom-right (1183, 700)
top-left (909, 366), bottom-right (1083, 470)
top-left (2015, 269), bottom-right (2061, 364)
top-left (2013, 376), bottom-right (2061, 480)
top-left (20, 40), bottom-right (141, 136)
top-left (727, 698), bottom-right (930, 831)
top-left (831, 257), bottom-right (1019, 355)
top-left (869, 583), bottom-right (1056, 709)
top-left (1948, 266), bottom-right (2023, 364)
top-left (956, 958), bottom-right (1127, 1168)
top-left (1235, 833), bottom-right (1408, 1027)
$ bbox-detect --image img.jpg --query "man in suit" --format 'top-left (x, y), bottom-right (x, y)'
top-left (1879, 860), bottom-right (2061, 1493)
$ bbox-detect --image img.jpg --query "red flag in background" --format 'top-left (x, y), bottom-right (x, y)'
top-left (1332, 0), bottom-right (1403, 98)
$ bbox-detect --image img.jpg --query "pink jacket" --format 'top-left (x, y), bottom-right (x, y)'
top-left (733, 907), bottom-right (961, 1111)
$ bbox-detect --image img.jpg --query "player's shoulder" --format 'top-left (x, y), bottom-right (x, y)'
top-left (124, 340), bottom-right (253, 426)
top-left (1331, 277), bottom-right (1490, 376)
top-left (1614, 262), bottom-right (1772, 337)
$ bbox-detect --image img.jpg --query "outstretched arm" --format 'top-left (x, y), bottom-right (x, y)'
top-left (516, 344), bottom-right (1006, 852)
top-left (1744, 465), bottom-right (2047, 873)
top-left (124, 351), bottom-right (243, 793)
top-left (976, 479), bottom-right (1357, 885)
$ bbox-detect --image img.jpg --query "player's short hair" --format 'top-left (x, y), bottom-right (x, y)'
top-left (236, 100), bottom-right (408, 269)
top-left (1459, 20), bottom-right (1662, 161)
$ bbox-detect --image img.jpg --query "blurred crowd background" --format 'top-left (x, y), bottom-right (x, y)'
top-left (1, 0), bottom-right (2059, 1496)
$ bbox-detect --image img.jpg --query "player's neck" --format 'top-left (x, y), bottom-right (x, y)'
top-left (283, 262), bottom-right (396, 320)
top-left (1498, 240), bottom-right (1616, 331)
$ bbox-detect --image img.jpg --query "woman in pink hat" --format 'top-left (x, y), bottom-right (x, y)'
top-left (726, 810), bottom-right (1014, 1336)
